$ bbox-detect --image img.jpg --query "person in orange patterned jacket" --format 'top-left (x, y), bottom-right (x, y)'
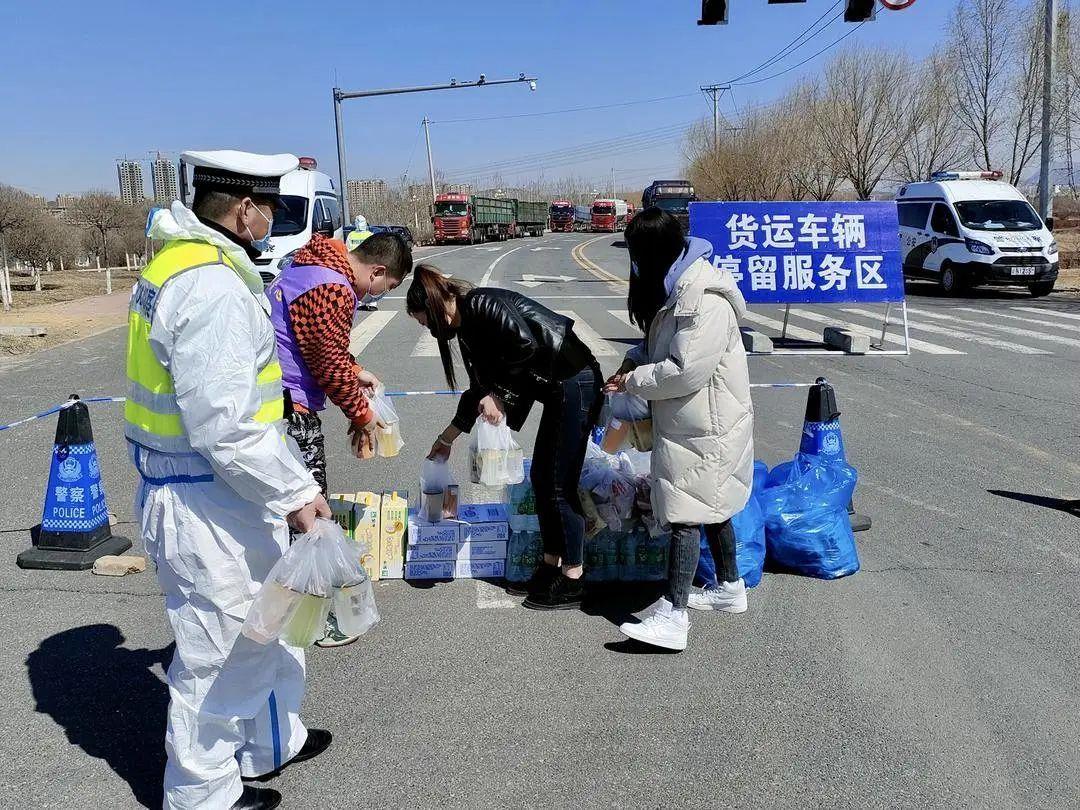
top-left (267, 230), bottom-right (412, 645)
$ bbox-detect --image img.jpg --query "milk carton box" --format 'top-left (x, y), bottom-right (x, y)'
top-left (405, 560), bottom-right (455, 580)
top-left (355, 492), bottom-right (382, 581)
top-left (405, 543), bottom-right (457, 561)
top-left (408, 512), bottom-right (462, 545)
top-left (456, 540), bottom-right (508, 561)
top-left (328, 494), bottom-right (358, 538)
top-left (379, 490), bottom-right (408, 579)
top-left (454, 558), bottom-right (506, 579)
top-left (458, 503), bottom-right (510, 543)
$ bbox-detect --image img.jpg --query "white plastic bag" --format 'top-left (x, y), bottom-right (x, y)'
top-left (368, 385), bottom-right (402, 458)
top-left (608, 392), bottom-right (649, 421)
top-left (242, 519), bottom-right (379, 647)
top-left (470, 420), bottom-right (525, 486)
top-left (419, 458), bottom-right (455, 522)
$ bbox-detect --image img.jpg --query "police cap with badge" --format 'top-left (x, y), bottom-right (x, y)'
top-left (182, 149), bottom-right (298, 199)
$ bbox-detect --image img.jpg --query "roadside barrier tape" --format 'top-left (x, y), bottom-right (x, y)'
top-left (0, 385), bottom-right (812, 434)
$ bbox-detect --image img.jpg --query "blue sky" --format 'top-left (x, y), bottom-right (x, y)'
top-left (0, 0), bottom-right (950, 197)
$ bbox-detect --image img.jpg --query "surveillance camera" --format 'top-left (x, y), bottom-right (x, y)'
top-left (479, 73), bottom-right (486, 83)
top-left (529, 80), bottom-right (537, 92)
top-left (519, 72), bottom-right (525, 80)
top-left (450, 77), bottom-right (457, 86)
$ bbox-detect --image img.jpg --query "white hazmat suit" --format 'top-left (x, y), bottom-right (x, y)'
top-left (133, 203), bottom-right (321, 809)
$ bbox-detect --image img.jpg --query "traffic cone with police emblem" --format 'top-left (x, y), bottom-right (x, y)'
top-left (799, 378), bottom-right (871, 533)
top-left (17, 395), bottom-right (131, 570)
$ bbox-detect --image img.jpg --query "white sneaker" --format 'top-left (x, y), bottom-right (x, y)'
top-left (619, 598), bottom-right (689, 651)
top-left (687, 579), bottom-right (748, 613)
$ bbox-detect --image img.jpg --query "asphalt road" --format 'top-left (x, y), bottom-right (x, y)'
top-left (1, 231), bottom-right (1078, 808)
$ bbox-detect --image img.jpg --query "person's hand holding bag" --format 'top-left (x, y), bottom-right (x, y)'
top-left (478, 394), bottom-right (505, 425)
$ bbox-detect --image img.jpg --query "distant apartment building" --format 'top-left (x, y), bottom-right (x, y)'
top-left (117, 160), bottom-right (145, 205)
top-left (151, 154), bottom-right (180, 207)
top-left (46, 193), bottom-right (79, 222)
top-left (347, 178), bottom-right (388, 215)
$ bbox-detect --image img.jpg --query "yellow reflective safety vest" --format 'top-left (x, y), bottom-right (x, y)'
top-left (125, 239), bottom-right (284, 454)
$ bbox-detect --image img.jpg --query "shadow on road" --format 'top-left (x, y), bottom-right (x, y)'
top-left (988, 489), bottom-right (1080, 516)
top-left (903, 280), bottom-right (1045, 301)
top-left (27, 624), bottom-right (172, 809)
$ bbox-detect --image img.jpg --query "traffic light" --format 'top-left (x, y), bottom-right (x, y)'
top-left (844, 0), bottom-right (877, 21)
top-left (698, 0), bottom-right (728, 25)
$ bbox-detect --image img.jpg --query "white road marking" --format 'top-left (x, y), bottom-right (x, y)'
top-left (841, 307), bottom-right (1051, 355)
top-left (953, 306), bottom-right (1080, 334)
top-left (787, 307), bottom-right (964, 355)
top-left (348, 311), bottom-right (397, 355)
top-left (475, 579), bottom-right (517, 609)
top-left (1014, 306), bottom-right (1080, 322)
top-left (739, 310), bottom-right (829, 343)
top-left (479, 246), bottom-right (524, 287)
top-left (908, 306), bottom-right (1080, 350)
top-left (608, 309), bottom-right (633, 328)
top-left (557, 310), bottom-right (619, 356)
top-left (414, 245), bottom-right (472, 260)
top-left (411, 331), bottom-right (439, 357)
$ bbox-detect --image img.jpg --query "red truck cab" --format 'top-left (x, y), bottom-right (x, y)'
top-left (549, 199), bottom-right (574, 233)
top-left (433, 193), bottom-right (473, 245)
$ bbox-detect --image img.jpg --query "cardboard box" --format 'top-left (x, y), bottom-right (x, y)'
top-left (457, 503), bottom-right (510, 524)
top-left (405, 543), bottom-right (457, 561)
top-left (459, 521), bottom-right (509, 543)
top-left (456, 540), bottom-right (508, 561)
top-left (454, 558), bottom-right (506, 579)
top-left (328, 494), bottom-right (358, 538)
top-left (379, 490), bottom-right (408, 580)
top-left (355, 492), bottom-right (382, 581)
top-left (405, 560), bottom-right (455, 580)
top-left (408, 513), bottom-right (462, 545)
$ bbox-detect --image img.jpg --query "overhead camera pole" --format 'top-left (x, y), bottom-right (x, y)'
top-left (1039, 0), bottom-right (1058, 226)
top-left (332, 74), bottom-right (538, 224)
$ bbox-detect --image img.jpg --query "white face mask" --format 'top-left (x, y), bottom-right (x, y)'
top-left (245, 203), bottom-right (274, 253)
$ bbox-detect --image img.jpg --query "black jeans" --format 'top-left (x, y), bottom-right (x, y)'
top-left (286, 410), bottom-right (328, 496)
top-left (530, 363), bottom-right (603, 568)
top-left (668, 521), bottom-right (738, 609)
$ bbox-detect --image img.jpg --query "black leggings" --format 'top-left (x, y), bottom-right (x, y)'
top-left (668, 521), bottom-right (738, 609)
top-left (530, 363), bottom-right (603, 567)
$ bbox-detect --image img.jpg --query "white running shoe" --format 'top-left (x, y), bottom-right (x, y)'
top-left (619, 598), bottom-right (689, 651)
top-left (687, 579), bottom-right (748, 613)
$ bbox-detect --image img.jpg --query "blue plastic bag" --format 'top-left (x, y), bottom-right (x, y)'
top-left (695, 460), bottom-right (768, 588)
top-left (760, 456), bottom-right (860, 580)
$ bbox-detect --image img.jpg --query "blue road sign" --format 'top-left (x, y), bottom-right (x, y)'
top-left (689, 201), bottom-right (905, 305)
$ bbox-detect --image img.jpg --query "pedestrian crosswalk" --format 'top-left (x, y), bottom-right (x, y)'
top-left (348, 302), bottom-right (1080, 363)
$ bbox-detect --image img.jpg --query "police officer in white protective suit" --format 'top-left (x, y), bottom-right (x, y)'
top-left (126, 150), bottom-right (333, 810)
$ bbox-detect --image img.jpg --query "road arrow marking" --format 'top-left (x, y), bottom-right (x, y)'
top-left (528, 247), bottom-right (563, 252)
top-left (521, 274), bottom-right (574, 283)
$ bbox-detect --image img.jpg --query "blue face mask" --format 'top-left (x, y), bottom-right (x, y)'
top-left (360, 272), bottom-right (389, 305)
top-left (245, 204), bottom-right (274, 254)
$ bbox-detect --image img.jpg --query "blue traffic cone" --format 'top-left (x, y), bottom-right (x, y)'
top-left (17, 394), bottom-right (131, 570)
top-left (799, 378), bottom-right (871, 533)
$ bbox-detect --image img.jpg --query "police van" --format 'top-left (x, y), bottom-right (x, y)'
top-left (896, 171), bottom-right (1058, 297)
top-left (254, 157), bottom-right (343, 284)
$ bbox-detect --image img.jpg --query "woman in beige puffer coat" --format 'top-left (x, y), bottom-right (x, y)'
top-left (606, 209), bottom-right (754, 651)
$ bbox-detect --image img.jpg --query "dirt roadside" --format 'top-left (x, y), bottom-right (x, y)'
top-left (0, 289), bottom-right (131, 361)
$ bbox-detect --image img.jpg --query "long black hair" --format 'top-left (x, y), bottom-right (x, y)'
top-left (624, 208), bottom-right (686, 333)
top-left (406, 264), bottom-right (473, 390)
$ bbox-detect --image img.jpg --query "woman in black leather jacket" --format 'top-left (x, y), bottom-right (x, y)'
top-left (406, 265), bottom-right (603, 610)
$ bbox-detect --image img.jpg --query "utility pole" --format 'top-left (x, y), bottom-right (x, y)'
top-left (1039, 0), bottom-right (1058, 225)
top-left (423, 117), bottom-right (437, 206)
top-left (332, 73), bottom-right (538, 223)
top-left (701, 83), bottom-right (729, 151)
top-left (611, 168), bottom-right (616, 198)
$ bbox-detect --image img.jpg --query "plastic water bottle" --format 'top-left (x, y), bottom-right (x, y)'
top-left (508, 515), bottom-right (541, 582)
top-left (619, 527), bottom-right (641, 581)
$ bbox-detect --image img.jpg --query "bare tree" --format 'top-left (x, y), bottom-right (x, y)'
top-left (816, 47), bottom-right (911, 200)
top-left (894, 51), bottom-right (970, 182)
top-left (950, 0), bottom-right (1013, 171)
top-left (0, 183), bottom-right (35, 268)
top-left (1003, 5), bottom-right (1047, 185)
top-left (69, 191), bottom-right (128, 265)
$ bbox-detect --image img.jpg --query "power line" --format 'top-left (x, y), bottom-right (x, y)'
top-left (399, 122), bottom-right (423, 184)
top-left (732, 22), bottom-right (867, 87)
top-left (724, 1), bottom-right (844, 85)
top-left (430, 92), bottom-right (700, 124)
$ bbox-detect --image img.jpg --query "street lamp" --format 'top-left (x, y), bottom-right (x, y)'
top-left (333, 73), bottom-right (538, 223)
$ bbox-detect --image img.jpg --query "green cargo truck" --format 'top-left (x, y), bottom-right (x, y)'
top-left (514, 200), bottom-right (548, 238)
top-left (472, 196), bottom-right (516, 242)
